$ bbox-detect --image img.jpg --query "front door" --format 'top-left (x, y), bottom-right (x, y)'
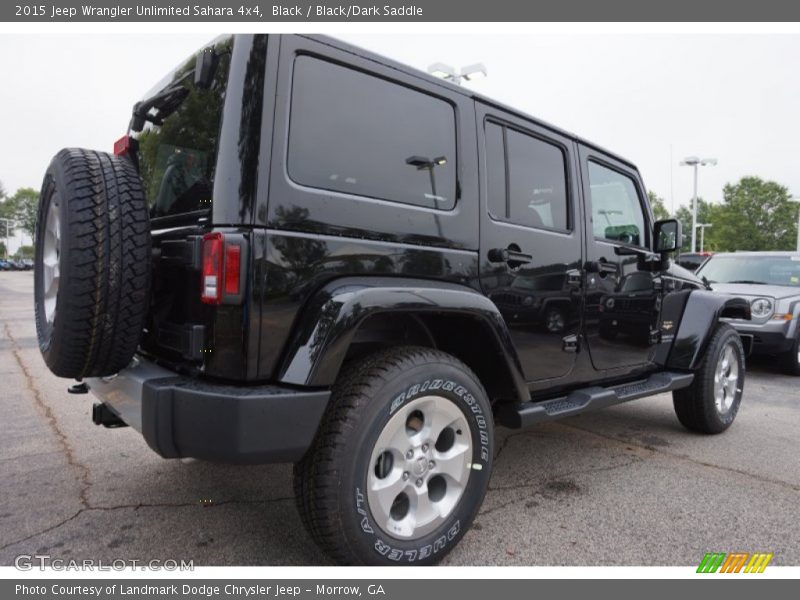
top-left (478, 105), bottom-right (584, 383)
top-left (578, 145), bottom-right (662, 372)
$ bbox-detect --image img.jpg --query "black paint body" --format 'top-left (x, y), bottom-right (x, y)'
top-left (139, 33), bottom-right (744, 415)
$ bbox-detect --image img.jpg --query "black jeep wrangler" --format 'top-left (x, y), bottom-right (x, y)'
top-left (34, 34), bottom-right (751, 566)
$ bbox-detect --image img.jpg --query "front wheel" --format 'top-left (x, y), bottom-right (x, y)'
top-left (673, 323), bottom-right (745, 434)
top-left (294, 347), bottom-right (493, 565)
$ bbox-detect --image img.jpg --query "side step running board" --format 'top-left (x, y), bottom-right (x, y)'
top-left (497, 371), bottom-right (694, 429)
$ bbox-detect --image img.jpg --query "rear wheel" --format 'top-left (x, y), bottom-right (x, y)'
top-left (293, 346), bottom-right (493, 565)
top-left (34, 148), bottom-right (150, 379)
top-left (673, 324), bottom-right (745, 434)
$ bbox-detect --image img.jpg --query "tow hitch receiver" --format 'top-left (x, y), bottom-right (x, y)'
top-left (92, 403), bottom-right (128, 428)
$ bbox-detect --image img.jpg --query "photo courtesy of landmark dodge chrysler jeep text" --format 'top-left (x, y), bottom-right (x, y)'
top-left (33, 34), bottom-right (751, 565)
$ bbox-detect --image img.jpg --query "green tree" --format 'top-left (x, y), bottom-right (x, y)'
top-left (7, 188), bottom-right (40, 240)
top-left (0, 241), bottom-right (6, 258)
top-left (0, 197), bottom-right (16, 239)
top-left (713, 177), bottom-right (796, 252)
top-left (674, 198), bottom-right (720, 252)
top-left (14, 245), bottom-right (34, 259)
top-left (647, 190), bottom-right (670, 220)
top-left (0, 180), bottom-right (6, 200)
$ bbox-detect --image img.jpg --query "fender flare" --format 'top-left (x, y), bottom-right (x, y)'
top-left (277, 277), bottom-right (529, 402)
top-left (667, 289), bottom-right (751, 370)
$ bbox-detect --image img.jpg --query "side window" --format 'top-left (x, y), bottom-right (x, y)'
top-left (485, 122), bottom-right (506, 219)
top-left (485, 121), bottom-right (570, 231)
top-left (587, 161), bottom-right (647, 247)
top-left (288, 55), bottom-right (457, 210)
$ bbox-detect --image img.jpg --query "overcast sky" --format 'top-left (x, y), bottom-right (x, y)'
top-left (2, 33), bottom-right (799, 219)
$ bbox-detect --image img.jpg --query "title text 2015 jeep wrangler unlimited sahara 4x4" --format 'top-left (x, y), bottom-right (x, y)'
top-left (34, 34), bottom-right (751, 565)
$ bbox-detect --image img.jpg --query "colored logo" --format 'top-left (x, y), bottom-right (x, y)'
top-left (697, 552), bottom-right (773, 573)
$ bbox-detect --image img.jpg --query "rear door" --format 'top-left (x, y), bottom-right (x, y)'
top-left (578, 144), bottom-right (662, 373)
top-left (477, 104), bottom-right (584, 383)
top-left (134, 34), bottom-right (268, 381)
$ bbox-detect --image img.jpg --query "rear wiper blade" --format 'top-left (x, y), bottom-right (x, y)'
top-left (130, 84), bottom-right (189, 131)
top-left (727, 280), bottom-right (769, 285)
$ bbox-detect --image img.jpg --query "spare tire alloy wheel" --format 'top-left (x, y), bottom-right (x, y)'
top-left (41, 192), bottom-right (61, 328)
top-left (34, 148), bottom-right (151, 379)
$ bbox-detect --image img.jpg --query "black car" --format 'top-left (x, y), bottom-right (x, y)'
top-left (33, 34), bottom-right (750, 566)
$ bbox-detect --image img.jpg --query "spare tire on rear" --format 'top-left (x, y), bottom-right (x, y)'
top-left (34, 148), bottom-right (151, 379)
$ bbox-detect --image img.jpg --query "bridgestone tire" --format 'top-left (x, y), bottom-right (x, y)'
top-left (294, 347), bottom-right (494, 565)
top-left (34, 148), bottom-right (151, 379)
top-left (672, 323), bottom-right (745, 434)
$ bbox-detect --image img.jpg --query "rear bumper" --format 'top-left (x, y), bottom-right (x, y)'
top-left (87, 357), bottom-right (330, 464)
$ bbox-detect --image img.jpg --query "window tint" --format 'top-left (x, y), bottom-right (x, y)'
top-left (588, 161), bottom-right (646, 246)
top-left (288, 56), bottom-right (457, 210)
top-left (485, 122), bottom-right (506, 219)
top-left (135, 36), bottom-right (233, 219)
top-left (507, 129), bottom-right (568, 230)
top-left (485, 121), bottom-right (569, 231)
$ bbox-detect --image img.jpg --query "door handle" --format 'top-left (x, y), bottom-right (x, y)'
top-left (585, 259), bottom-right (617, 274)
top-left (488, 246), bottom-right (533, 267)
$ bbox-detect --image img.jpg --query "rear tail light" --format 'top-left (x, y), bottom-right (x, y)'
top-left (224, 244), bottom-right (241, 296)
top-left (113, 135), bottom-right (131, 156)
top-left (200, 232), bottom-right (246, 305)
top-left (201, 233), bottom-right (224, 304)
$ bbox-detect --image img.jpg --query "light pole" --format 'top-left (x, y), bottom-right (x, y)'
top-left (790, 197), bottom-right (800, 253)
top-left (697, 223), bottom-right (713, 253)
top-left (679, 156), bottom-right (717, 252)
top-left (427, 62), bottom-right (487, 85)
top-left (0, 218), bottom-right (12, 259)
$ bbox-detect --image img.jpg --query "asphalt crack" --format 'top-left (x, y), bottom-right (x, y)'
top-left (0, 496), bottom-right (295, 551)
top-left (558, 421), bottom-right (800, 493)
top-left (4, 322), bottom-right (93, 508)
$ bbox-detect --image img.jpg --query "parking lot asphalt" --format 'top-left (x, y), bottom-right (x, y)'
top-left (1, 270), bottom-right (798, 566)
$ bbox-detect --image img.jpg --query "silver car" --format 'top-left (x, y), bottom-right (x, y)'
top-left (697, 251), bottom-right (800, 375)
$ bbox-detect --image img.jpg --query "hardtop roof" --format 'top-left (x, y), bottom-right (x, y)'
top-left (303, 34), bottom-right (640, 172)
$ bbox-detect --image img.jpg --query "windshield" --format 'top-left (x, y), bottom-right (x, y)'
top-left (698, 255), bottom-right (800, 287)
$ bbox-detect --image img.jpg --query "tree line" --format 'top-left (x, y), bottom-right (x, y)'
top-left (649, 176), bottom-right (797, 253)
top-left (1, 174), bottom-right (798, 258)
top-left (0, 181), bottom-right (38, 258)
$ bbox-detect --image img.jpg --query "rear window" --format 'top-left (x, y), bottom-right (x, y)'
top-left (133, 36), bottom-right (233, 220)
top-left (287, 55), bottom-right (458, 210)
top-left (485, 121), bottom-right (570, 232)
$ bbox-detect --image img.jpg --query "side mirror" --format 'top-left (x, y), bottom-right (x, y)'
top-left (194, 48), bottom-right (218, 90)
top-left (653, 219), bottom-right (682, 254)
